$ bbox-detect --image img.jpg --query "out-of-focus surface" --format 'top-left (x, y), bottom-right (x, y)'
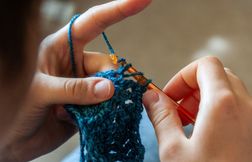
top-left (33, 0), bottom-right (252, 161)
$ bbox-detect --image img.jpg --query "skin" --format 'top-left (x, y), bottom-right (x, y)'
top-left (0, 0), bottom-right (151, 161)
top-left (143, 56), bottom-right (252, 162)
top-left (1, 0), bottom-right (252, 162)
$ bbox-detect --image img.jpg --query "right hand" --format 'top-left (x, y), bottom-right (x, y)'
top-left (143, 56), bottom-right (252, 162)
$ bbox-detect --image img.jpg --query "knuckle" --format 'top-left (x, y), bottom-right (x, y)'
top-left (64, 79), bottom-right (88, 102)
top-left (201, 56), bottom-right (223, 66)
top-left (210, 89), bottom-right (237, 114)
top-left (150, 104), bottom-right (175, 128)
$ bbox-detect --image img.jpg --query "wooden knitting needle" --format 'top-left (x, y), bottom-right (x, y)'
top-left (109, 54), bottom-right (196, 124)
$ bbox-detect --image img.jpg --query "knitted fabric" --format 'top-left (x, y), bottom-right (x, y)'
top-left (64, 15), bottom-right (147, 161)
top-left (65, 63), bottom-right (147, 161)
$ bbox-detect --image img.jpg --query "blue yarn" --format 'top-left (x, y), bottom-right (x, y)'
top-left (65, 15), bottom-right (147, 162)
top-left (102, 32), bottom-right (115, 54)
top-left (68, 14), bottom-right (80, 77)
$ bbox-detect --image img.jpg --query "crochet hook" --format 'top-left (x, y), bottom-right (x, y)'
top-left (109, 54), bottom-right (195, 124)
top-left (102, 32), bottom-right (196, 124)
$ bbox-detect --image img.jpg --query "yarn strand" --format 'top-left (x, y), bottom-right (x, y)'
top-left (68, 14), bottom-right (81, 77)
top-left (65, 15), bottom-right (146, 162)
top-left (102, 32), bottom-right (115, 54)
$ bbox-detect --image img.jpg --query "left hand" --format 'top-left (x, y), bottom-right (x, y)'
top-left (1, 0), bottom-right (151, 161)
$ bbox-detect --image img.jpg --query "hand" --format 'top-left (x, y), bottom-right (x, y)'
top-left (143, 56), bottom-right (252, 162)
top-left (0, 0), bottom-right (151, 161)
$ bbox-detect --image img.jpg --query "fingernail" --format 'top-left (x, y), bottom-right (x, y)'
top-left (143, 90), bottom-right (159, 107)
top-left (94, 79), bottom-right (112, 99)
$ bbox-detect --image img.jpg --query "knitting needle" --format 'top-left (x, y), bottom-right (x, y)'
top-left (102, 32), bottom-right (196, 124)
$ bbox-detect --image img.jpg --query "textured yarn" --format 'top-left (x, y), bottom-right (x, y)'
top-left (65, 15), bottom-right (148, 162)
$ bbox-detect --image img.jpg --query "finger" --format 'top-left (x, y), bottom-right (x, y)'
top-left (69, 0), bottom-right (152, 44)
top-left (55, 0), bottom-right (151, 45)
top-left (45, 0), bottom-right (151, 77)
top-left (35, 73), bottom-right (114, 105)
top-left (192, 57), bottom-right (237, 138)
top-left (162, 59), bottom-right (200, 124)
top-left (163, 59), bottom-right (199, 102)
top-left (163, 56), bottom-right (233, 123)
top-left (197, 57), bottom-right (232, 109)
top-left (178, 91), bottom-right (200, 126)
top-left (83, 51), bottom-right (117, 75)
top-left (224, 67), bottom-right (249, 96)
top-left (143, 90), bottom-right (185, 146)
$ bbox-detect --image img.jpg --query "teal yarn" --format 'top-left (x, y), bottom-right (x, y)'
top-left (65, 15), bottom-right (147, 161)
top-left (68, 14), bottom-right (80, 77)
top-left (65, 64), bottom-right (147, 161)
top-left (102, 32), bottom-right (115, 54)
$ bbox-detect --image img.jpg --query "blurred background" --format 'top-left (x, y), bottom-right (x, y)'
top-left (33, 0), bottom-right (252, 161)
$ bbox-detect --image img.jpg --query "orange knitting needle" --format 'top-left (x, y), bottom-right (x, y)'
top-left (109, 54), bottom-right (196, 124)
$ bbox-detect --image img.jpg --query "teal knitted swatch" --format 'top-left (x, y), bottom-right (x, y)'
top-left (65, 62), bottom-right (147, 161)
top-left (65, 15), bottom-right (147, 161)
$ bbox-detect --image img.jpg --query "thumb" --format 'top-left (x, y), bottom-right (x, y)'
top-left (143, 90), bottom-right (185, 145)
top-left (36, 73), bottom-right (114, 105)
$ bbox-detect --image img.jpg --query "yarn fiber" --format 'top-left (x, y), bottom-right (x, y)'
top-left (65, 14), bottom-right (147, 162)
top-left (65, 63), bottom-right (146, 161)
